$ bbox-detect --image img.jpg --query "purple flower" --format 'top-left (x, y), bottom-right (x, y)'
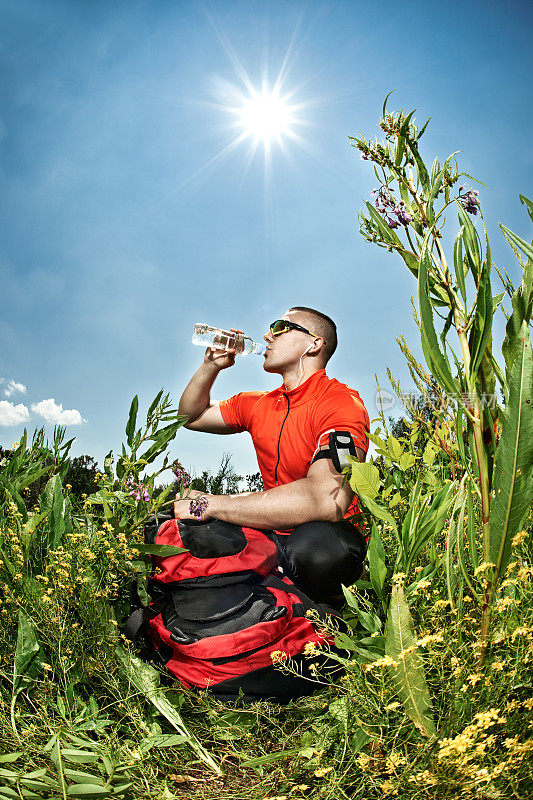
top-left (126, 475), bottom-right (150, 502)
top-left (373, 186), bottom-right (395, 213)
top-left (459, 187), bottom-right (480, 215)
top-left (189, 496), bottom-right (209, 519)
top-left (386, 216), bottom-right (400, 229)
top-left (395, 207), bottom-right (413, 226)
top-left (172, 459), bottom-right (190, 486)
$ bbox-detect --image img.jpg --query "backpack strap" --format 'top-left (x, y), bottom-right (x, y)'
top-left (121, 581), bottom-right (168, 642)
top-left (263, 574), bottom-right (341, 620)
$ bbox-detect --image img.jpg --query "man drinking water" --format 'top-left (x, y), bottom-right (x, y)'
top-left (175, 306), bottom-right (370, 602)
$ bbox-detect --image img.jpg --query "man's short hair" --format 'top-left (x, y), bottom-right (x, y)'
top-left (289, 306), bottom-right (338, 363)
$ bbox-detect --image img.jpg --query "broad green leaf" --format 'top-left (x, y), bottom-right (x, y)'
top-left (134, 544), bottom-right (188, 557)
top-left (139, 733), bottom-right (187, 753)
top-left (66, 786), bottom-right (111, 798)
top-left (399, 452), bottom-right (416, 471)
top-left (385, 585), bottom-right (436, 737)
top-left (334, 631), bottom-right (357, 651)
top-left (492, 292), bottom-right (505, 311)
top-left (139, 422), bottom-right (182, 465)
top-left (61, 750), bottom-right (99, 764)
top-left (341, 585), bottom-right (381, 633)
top-left (239, 747), bottom-right (301, 768)
top-left (359, 494), bottom-right (399, 539)
top-left (418, 240), bottom-right (458, 396)
top-left (489, 333), bottom-right (533, 580)
top-left (502, 254), bottom-right (533, 376)
top-left (21, 510), bottom-right (50, 550)
top-left (147, 389), bottom-right (164, 420)
top-left (115, 647), bottom-right (222, 775)
top-left (348, 461), bottom-right (380, 499)
top-left (365, 202), bottom-right (406, 250)
top-left (12, 610), bottom-right (42, 699)
top-left (63, 770), bottom-right (104, 784)
top-left (0, 754), bottom-right (23, 764)
top-left (519, 193), bottom-right (533, 224)
top-left (16, 465), bottom-right (51, 492)
top-left (329, 696), bottom-right (349, 726)
top-left (41, 475), bottom-right (65, 549)
top-left (500, 222), bottom-right (533, 264)
top-left (366, 431), bottom-right (388, 451)
top-left (445, 477), bottom-right (467, 607)
top-left (387, 435), bottom-right (404, 462)
top-left (389, 491), bottom-right (402, 508)
top-left (405, 483), bottom-right (455, 570)
top-left (10, 611), bottom-right (42, 741)
top-left (350, 726), bottom-right (371, 754)
top-left (0, 768), bottom-right (18, 778)
top-left (469, 257), bottom-right (494, 379)
top-left (125, 395), bottom-right (139, 448)
top-left (368, 522), bottom-right (387, 600)
top-left (459, 205), bottom-right (481, 281)
top-left (466, 483), bottom-right (479, 571)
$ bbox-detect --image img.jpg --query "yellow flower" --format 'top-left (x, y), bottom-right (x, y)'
top-left (270, 651), bottom-right (287, 664)
top-left (512, 530), bottom-right (528, 547)
top-left (386, 751), bottom-right (406, 768)
top-left (511, 625), bottom-right (533, 641)
top-left (313, 767), bottom-right (333, 778)
top-left (474, 561), bottom-right (495, 577)
top-left (356, 753), bottom-right (370, 769)
top-left (365, 655), bottom-right (397, 672)
top-left (385, 702), bottom-right (401, 711)
top-left (303, 641), bottom-right (318, 656)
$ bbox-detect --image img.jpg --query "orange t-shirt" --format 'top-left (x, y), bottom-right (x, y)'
top-left (219, 369), bottom-right (369, 532)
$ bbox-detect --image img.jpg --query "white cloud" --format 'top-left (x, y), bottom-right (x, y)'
top-left (0, 400), bottom-right (30, 426)
top-left (3, 379), bottom-right (27, 398)
top-left (31, 399), bottom-right (86, 426)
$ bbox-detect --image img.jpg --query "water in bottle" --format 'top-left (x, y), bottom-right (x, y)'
top-left (191, 323), bottom-right (266, 356)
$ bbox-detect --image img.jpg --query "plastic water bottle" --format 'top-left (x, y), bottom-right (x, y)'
top-left (191, 323), bottom-right (266, 356)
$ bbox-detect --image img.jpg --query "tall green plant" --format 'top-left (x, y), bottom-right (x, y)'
top-left (352, 95), bottom-right (533, 661)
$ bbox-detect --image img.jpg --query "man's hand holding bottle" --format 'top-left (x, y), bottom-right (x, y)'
top-left (203, 328), bottom-right (244, 371)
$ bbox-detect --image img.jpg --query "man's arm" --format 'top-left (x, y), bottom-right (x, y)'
top-left (175, 447), bottom-right (365, 528)
top-left (178, 348), bottom-right (236, 434)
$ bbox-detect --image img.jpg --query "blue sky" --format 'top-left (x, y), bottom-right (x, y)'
top-left (1, 0), bottom-right (532, 481)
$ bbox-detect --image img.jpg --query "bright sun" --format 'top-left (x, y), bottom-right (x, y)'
top-left (238, 88), bottom-right (295, 143)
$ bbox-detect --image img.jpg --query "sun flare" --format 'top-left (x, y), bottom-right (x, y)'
top-left (238, 88), bottom-right (295, 143)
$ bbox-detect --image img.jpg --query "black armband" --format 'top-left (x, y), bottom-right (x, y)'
top-left (312, 431), bottom-right (357, 474)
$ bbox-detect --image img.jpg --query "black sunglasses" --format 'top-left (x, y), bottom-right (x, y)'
top-left (269, 319), bottom-right (324, 342)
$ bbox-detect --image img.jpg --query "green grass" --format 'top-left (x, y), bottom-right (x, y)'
top-left (1, 480), bottom-right (531, 800)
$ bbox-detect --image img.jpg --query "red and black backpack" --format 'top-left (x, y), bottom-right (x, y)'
top-left (124, 511), bottom-right (342, 703)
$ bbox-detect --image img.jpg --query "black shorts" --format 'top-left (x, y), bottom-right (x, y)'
top-left (268, 520), bottom-right (367, 602)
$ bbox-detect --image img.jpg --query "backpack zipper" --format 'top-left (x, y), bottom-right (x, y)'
top-left (274, 395), bottom-right (290, 485)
